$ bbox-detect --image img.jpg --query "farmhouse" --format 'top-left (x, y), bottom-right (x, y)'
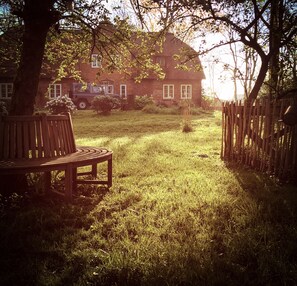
top-left (0, 31), bottom-right (205, 109)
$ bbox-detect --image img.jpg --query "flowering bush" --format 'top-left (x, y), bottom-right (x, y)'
top-left (0, 101), bottom-right (8, 115)
top-left (45, 95), bottom-right (76, 115)
top-left (92, 96), bottom-right (120, 115)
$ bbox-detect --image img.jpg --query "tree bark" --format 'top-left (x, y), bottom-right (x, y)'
top-left (268, 0), bottom-right (283, 99)
top-left (10, 25), bottom-right (49, 115)
top-left (247, 57), bottom-right (270, 102)
top-left (9, 0), bottom-right (58, 115)
top-left (4, 0), bottom-right (58, 194)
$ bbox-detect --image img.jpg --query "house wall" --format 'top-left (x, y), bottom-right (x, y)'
top-left (0, 33), bottom-right (205, 108)
top-left (35, 78), bottom-right (73, 107)
top-left (35, 76), bottom-right (202, 108)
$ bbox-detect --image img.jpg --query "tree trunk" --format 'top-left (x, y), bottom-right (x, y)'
top-left (9, 0), bottom-right (57, 115)
top-left (247, 57), bottom-right (270, 102)
top-left (10, 25), bottom-right (48, 115)
top-left (4, 19), bottom-right (48, 191)
top-left (268, 0), bottom-right (283, 99)
top-left (4, 0), bottom-right (58, 195)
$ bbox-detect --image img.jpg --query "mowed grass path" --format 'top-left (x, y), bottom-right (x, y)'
top-left (1, 110), bottom-right (297, 286)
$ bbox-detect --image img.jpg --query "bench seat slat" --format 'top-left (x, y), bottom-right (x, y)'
top-left (41, 115), bottom-right (51, 157)
top-left (63, 120), bottom-right (71, 153)
top-left (0, 119), bottom-right (4, 157)
top-left (3, 122), bottom-right (9, 159)
top-left (0, 147), bottom-right (112, 171)
top-left (16, 122), bottom-right (23, 158)
top-left (57, 120), bottom-right (66, 155)
top-left (23, 121), bottom-right (30, 158)
top-left (36, 120), bottom-right (43, 158)
top-left (54, 120), bottom-right (61, 155)
top-left (64, 119), bottom-right (75, 153)
top-left (49, 120), bottom-right (58, 156)
top-left (29, 121), bottom-right (37, 158)
top-left (9, 122), bottom-right (16, 159)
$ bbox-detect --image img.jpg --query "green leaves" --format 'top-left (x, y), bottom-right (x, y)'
top-left (91, 95), bottom-right (120, 115)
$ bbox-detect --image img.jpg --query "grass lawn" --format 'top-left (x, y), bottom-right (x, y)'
top-left (0, 109), bottom-right (297, 286)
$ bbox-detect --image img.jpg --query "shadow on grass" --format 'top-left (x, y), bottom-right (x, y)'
top-left (0, 186), bottom-right (109, 286)
top-left (220, 163), bottom-right (297, 285)
top-left (2, 162), bottom-right (297, 286)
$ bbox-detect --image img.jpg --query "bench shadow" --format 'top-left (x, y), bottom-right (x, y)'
top-left (0, 185), bottom-right (109, 286)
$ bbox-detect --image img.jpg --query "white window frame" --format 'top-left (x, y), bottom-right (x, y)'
top-left (181, 84), bottom-right (192, 99)
top-left (49, 84), bottom-right (62, 98)
top-left (163, 84), bottom-right (174, 99)
top-left (91, 54), bottom-right (101, 68)
top-left (0, 83), bottom-right (13, 99)
top-left (120, 84), bottom-right (127, 98)
top-left (106, 85), bottom-right (113, 94)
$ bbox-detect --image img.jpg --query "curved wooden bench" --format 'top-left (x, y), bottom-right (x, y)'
top-left (0, 113), bottom-right (112, 199)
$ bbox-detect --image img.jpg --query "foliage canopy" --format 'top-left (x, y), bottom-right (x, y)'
top-left (130, 0), bottom-right (297, 100)
top-left (0, 0), bottom-right (165, 114)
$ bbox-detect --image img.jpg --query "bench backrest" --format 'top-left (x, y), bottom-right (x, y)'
top-left (0, 113), bottom-right (76, 160)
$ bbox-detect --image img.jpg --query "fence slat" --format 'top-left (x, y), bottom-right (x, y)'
top-left (221, 99), bottom-right (296, 180)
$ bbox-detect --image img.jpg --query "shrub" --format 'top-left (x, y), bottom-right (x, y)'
top-left (92, 95), bottom-right (120, 115)
top-left (143, 103), bottom-right (191, 115)
top-left (142, 103), bottom-right (180, 115)
top-left (0, 101), bottom-right (8, 115)
top-left (201, 95), bottom-right (215, 110)
top-left (142, 100), bottom-right (208, 116)
top-left (180, 101), bottom-right (194, 132)
top-left (155, 101), bottom-right (169, 108)
top-left (134, 95), bottom-right (154, 110)
top-left (45, 95), bottom-right (76, 115)
top-left (142, 103), bottom-right (163, 114)
top-left (182, 120), bottom-right (194, 132)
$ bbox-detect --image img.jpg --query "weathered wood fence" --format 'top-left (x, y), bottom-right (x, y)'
top-left (221, 99), bottom-right (297, 180)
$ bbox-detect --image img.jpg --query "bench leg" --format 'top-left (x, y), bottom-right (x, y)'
top-left (73, 168), bottom-right (78, 194)
top-left (65, 164), bottom-right (73, 200)
top-left (108, 159), bottom-right (112, 187)
top-left (91, 164), bottom-right (97, 178)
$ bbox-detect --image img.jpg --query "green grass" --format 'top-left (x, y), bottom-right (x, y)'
top-left (1, 110), bottom-right (297, 286)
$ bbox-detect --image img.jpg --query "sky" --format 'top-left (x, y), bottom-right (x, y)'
top-left (199, 47), bottom-right (244, 101)
top-left (192, 31), bottom-right (246, 101)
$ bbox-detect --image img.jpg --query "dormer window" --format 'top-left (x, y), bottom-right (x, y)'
top-left (91, 54), bottom-right (101, 68)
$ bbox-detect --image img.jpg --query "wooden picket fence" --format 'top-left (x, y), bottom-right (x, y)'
top-left (221, 99), bottom-right (297, 180)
